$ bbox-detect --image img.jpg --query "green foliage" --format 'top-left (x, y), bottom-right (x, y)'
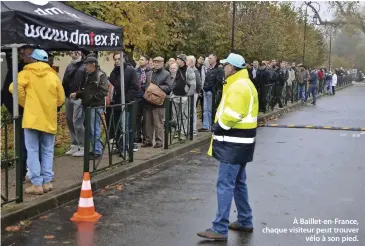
top-left (65, 1), bottom-right (328, 66)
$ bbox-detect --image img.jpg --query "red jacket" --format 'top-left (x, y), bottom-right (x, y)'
top-left (318, 70), bottom-right (324, 80)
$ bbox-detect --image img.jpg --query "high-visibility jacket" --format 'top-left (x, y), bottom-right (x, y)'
top-left (208, 69), bottom-right (258, 164)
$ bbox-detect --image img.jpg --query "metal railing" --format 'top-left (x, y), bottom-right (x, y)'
top-left (1, 116), bottom-right (23, 206)
top-left (245, 74), bottom-right (353, 115)
top-left (164, 95), bottom-right (194, 149)
top-left (83, 102), bottom-right (137, 174)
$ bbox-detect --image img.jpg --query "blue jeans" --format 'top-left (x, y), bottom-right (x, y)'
top-left (24, 129), bottom-right (55, 186)
top-left (305, 85), bottom-right (317, 104)
top-left (90, 108), bottom-right (103, 155)
top-left (202, 91), bottom-right (212, 129)
top-left (212, 162), bottom-right (253, 236)
top-left (297, 84), bottom-right (306, 101)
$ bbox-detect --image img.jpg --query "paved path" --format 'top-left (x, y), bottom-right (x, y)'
top-left (2, 84), bottom-right (364, 246)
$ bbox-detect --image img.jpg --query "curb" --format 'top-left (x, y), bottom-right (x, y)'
top-left (1, 136), bottom-right (211, 230)
top-left (1, 83), bottom-right (353, 229)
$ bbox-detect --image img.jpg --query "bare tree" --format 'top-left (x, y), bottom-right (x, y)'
top-left (306, 1), bottom-right (365, 34)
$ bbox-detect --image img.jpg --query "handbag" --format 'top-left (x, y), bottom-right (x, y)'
top-left (143, 76), bottom-right (166, 106)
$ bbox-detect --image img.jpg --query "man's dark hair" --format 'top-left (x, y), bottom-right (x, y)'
top-left (199, 55), bottom-right (206, 60)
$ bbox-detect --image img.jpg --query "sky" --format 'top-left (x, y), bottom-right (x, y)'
top-left (294, 1), bottom-right (335, 22)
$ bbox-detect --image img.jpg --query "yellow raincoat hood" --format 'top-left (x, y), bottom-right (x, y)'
top-left (9, 62), bottom-right (65, 134)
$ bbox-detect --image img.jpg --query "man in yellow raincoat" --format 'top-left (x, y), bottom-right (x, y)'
top-left (9, 49), bottom-right (65, 195)
top-left (198, 53), bottom-right (258, 241)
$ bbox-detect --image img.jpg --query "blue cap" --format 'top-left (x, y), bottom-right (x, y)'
top-left (220, 53), bottom-right (246, 68)
top-left (29, 49), bottom-right (48, 62)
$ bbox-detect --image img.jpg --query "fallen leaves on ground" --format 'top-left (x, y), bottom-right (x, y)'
top-left (39, 215), bottom-right (49, 220)
top-left (5, 226), bottom-right (21, 232)
top-left (44, 235), bottom-right (56, 239)
top-left (105, 184), bottom-right (124, 192)
top-left (19, 220), bottom-right (32, 227)
top-left (114, 184), bottom-right (124, 191)
top-left (190, 149), bottom-right (201, 153)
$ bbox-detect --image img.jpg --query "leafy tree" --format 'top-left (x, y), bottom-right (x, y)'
top-left (66, 1), bottom-right (328, 66)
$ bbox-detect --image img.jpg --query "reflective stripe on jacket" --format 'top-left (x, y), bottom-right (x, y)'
top-left (208, 69), bottom-right (258, 164)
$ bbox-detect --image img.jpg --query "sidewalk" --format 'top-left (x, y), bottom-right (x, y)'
top-left (1, 82), bottom-right (353, 227)
top-left (1, 130), bottom-right (211, 206)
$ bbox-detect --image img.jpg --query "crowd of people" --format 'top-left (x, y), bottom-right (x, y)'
top-left (0, 44), bottom-right (348, 195)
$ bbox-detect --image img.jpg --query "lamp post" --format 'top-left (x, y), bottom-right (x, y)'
top-left (312, 12), bottom-right (337, 72)
top-left (231, 1), bottom-right (236, 52)
top-left (302, 1), bottom-right (321, 66)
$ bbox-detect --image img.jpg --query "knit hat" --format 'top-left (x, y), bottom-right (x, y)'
top-left (176, 54), bottom-right (187, 64)
top-left (84, 56), bottom-right (98, 64)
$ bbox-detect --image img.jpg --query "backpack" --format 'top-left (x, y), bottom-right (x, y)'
top-left (96, 71), bottom-right (114, 106)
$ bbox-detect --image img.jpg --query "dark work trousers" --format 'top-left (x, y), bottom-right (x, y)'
top-left (332, 86), bottom-right (336, 95)
top-left (270, 83), bottom-right (284, 108)
top-left (105, 107), bottom-right (122, 141)
top-left (197, 92), bottom-right (204, 124)
top-left (20, 127), bottom-right (27, 181)
top-left (258, 84), bottom-right (267, 113)
top-left (135, 97), bottom-right (145, 142)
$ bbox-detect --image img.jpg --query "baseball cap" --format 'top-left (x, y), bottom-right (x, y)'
top-left (220, 53), bottom-right (246, 68)
top-left (29, 49), bottom-right (48, 62)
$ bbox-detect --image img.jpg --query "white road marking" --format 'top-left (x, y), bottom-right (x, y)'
top-left (340, 133), bottom-right (347, 137)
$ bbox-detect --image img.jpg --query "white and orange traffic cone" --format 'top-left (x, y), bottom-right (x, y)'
top-left (70, 172), bottom-right (102, 222)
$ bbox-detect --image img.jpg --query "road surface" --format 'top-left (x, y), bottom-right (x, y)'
top-left (2, 84), bottom-right (365, 246)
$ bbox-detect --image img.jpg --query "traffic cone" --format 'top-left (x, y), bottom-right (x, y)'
top-left (70, 172), bottom-right (102, 222)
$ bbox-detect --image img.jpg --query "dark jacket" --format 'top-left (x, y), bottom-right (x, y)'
top-left (135, 66), bottom-right (151, 98)
top-left (309, 71), bottom-right (318, 85)
top-left (268, 67), bottom-right (279, 84)
top-left (1, 60), bottom-right (27, 116)
top-left (248, 67), bottom-right (259, 86)
top-left (76, 69), bottom-right (109, 107)
top-left (203, 64), bottom-right (224, 92)
top-left (110, 63), bottom-right (139, 106)
top-left (257, 67), bottom-right (270, 85)
top-left (278, 69), bottom-right (287, 86)
top-left (62, 60), bottom-right (86, 97)
top-left (146, 68), bottom-right (172, 108)
top-left (193, 67), bottom-right (202, 93)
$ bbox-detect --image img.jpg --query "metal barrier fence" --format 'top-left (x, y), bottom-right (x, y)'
top-left (257, 74), bottom-right (353, 114)
top-left (1, 116), bottom-right (23, 206)
top-left (164, 95), bottom-right (194, 149)
top-left (83, 102), bottom-right (136, 174)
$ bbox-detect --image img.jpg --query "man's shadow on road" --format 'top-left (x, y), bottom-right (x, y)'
top-left (196, 232), bottom-right (253, 246)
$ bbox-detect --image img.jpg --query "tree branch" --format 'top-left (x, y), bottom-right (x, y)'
top-left (305, 1), bottom-right (345, 27)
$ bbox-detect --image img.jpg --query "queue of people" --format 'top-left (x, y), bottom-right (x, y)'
top-left (0, 44), bottom-right (348, 196)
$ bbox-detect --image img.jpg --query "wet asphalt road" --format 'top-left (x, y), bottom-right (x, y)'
top-left (2, 85), bottom-right (365, 246)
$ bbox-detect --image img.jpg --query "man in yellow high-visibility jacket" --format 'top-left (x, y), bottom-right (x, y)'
top-left (198, 53), bottom-right (258, 241)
